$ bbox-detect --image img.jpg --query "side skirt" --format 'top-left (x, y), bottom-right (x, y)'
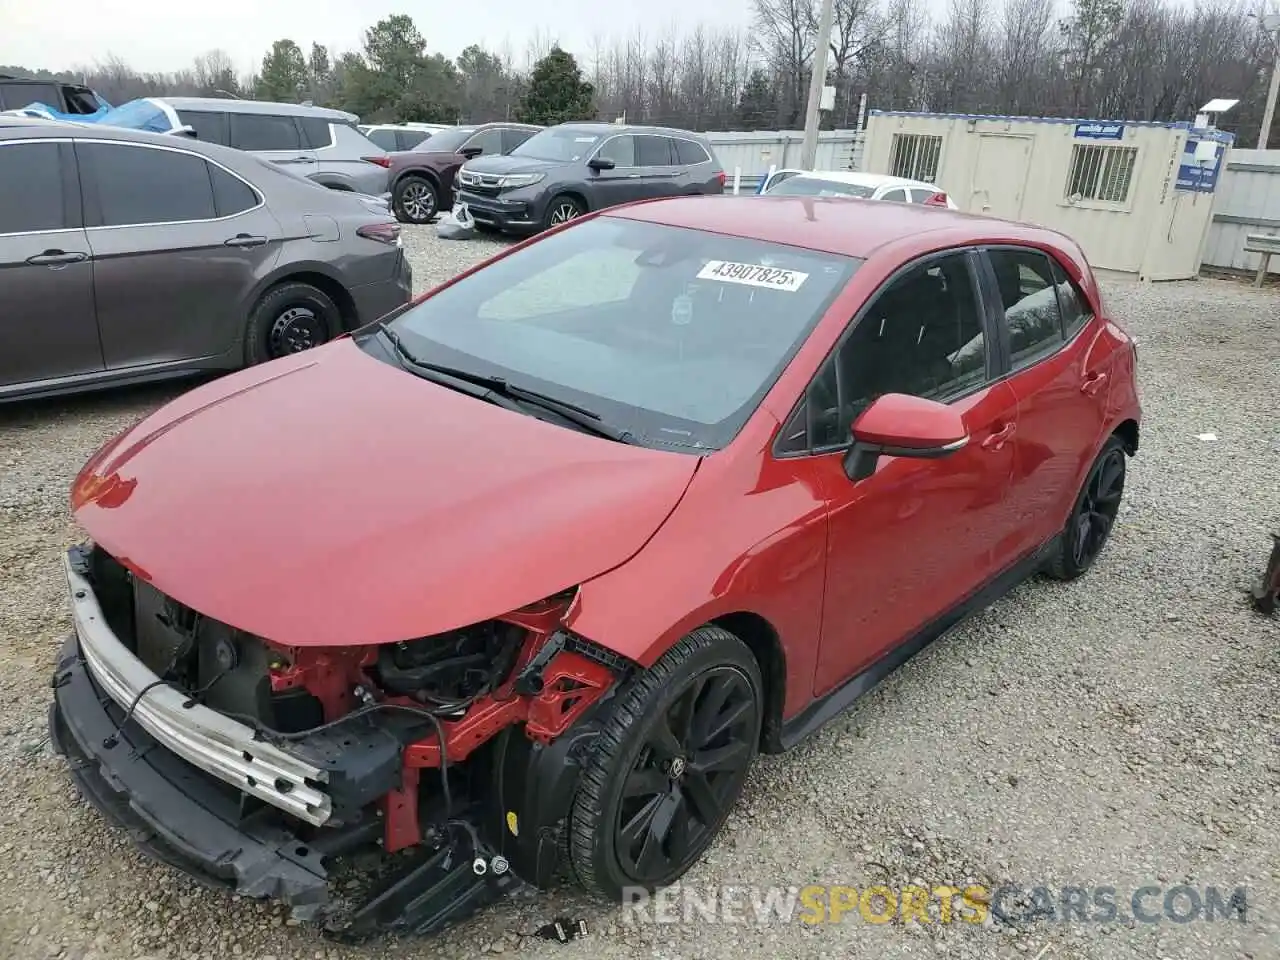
top-left (777, 535), bottom-right (1060, 751)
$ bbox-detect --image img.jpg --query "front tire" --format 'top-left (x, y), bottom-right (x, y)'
top-left (244, 282), bottom-right (341, 365)
top-left (393, 175), bottom-right (438, 224)
top-left (1044, 435), bottom-right (1127, 580)
top-left (542, 194), bottom-right (584, 231)
top-left (567, 626), bottom-right (762, 901)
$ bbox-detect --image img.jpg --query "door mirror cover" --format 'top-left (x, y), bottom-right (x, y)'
top-left (843, 393), bottom-right (968, 481)
top-left (587, 157), bottom-right (615, 171)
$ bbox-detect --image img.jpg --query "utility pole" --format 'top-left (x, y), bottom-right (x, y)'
top-left (800, 0), bottom-right (836, 170)
top-left (1258, 13), bottom-right (1280, 149)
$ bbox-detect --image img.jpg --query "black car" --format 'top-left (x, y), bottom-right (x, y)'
top-left (0, 73), bottom-right (106, 115)
top-left (0, 117), bottom-right (412, 401)
top-left (452, 122), bottom-right (725, 234)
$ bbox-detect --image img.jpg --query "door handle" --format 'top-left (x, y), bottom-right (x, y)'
top-left (224, 234), bottom-right (268, 248)
top-left (26, 250), bottom-right (88, 266)
top-left (981, 422), bottom-right (1016, 451)
top-left (1081, 371), bottom-right (1109, 396)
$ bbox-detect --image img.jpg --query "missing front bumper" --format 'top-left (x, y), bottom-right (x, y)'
top-left (63, 550), bottom-right (332, 825)
top-left (49, 633), bottom-right (333, 916)
top-left (50, 634), bottom-right (521, 935)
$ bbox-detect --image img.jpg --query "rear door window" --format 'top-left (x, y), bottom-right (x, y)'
top-left (229, 113), bottom-right (302, 151)
top-left (83, 143), bottom-right (216, 226)
top-left (0, 141), bottom-right (66, 233)
top-left (635, 135), bottom-right (675, 166)
top-left (1050, 257), bottom-right (1091, 340)
top-left (176, 110), bottom-right (229, 145)
top-left (297, 117), bottom-right (333, 149)
top-left (365, 128), bottom-right (398, 151)
top-left (398, 130), bottom-right (430, 150)
top-left (908, 187), bottom-right (937, 204)
top-left (986, 248), bottom-right (1065, 370)
top-left (880, 187), bottom-right (909, 202)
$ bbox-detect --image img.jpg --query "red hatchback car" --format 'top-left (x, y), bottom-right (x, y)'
top-left (50, 196), bottom-right (1140, 939)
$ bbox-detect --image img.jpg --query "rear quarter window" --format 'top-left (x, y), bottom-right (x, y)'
top-left (675, 139), bottom-right (711, 165)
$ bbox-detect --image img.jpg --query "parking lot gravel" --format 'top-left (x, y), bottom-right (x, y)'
top-left (2, 224), bottom-right (1278, 960)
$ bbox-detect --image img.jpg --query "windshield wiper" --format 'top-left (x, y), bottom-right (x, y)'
top-left (376, 323), bottom-right (635, 444)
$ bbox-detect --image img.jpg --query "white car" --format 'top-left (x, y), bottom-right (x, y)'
top-left (758, 169), bottom-right (958, 208)
top-left (358, 123), bottom-right (452, 152)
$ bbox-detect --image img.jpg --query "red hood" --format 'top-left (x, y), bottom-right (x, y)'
top-left (72, 340), bottom-right (699, 647)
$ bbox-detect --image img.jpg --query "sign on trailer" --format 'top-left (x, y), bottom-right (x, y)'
top-left (1073, 122), bottom-right (1125, 140)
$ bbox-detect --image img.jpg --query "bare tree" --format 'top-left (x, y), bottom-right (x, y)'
top-left (752, 0), bottom-right (819, 124)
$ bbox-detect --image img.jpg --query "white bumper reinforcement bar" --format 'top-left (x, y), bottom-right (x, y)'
top-left (64, 555), bottom-right (332, 826)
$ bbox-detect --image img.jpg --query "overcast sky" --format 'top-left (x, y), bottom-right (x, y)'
top-left (0, 0), bottom-right (762, 75)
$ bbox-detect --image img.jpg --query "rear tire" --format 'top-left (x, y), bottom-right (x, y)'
top-left (393, 175), bottom-right (438, 224)
top-left (567, 626), bottom-right (762, 901)
top-left (1044, 435), bottom-right (1127, 581)
top-left (245, 282), bottom-right (341, 365)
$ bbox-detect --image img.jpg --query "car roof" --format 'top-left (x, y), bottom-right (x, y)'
top-left (154, 97), bottom-right (357, 123)
top-left (791, 170), bottom-right (937, 191)
top-left (552, 121), bottom-right (705, 139)
top-left (0, 113), bottom-right (255, 161)
top-left (607, 194), bottom-right (1080, 262)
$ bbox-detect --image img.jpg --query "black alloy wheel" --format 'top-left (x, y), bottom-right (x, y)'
top-left (1046, 435), bottom-right (1127, 580)
top-left (568, 626), bottom-right (762, 899)
top-left (615, 666), bottom-right (757, 881)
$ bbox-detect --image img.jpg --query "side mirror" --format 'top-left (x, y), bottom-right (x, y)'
top-left (169, 125), bottom-right (198, 138)
top-left (587, 156), bottom-right (615, 171)
top-left (458, 146), bottom-right (483, 159)
top-left (842, 394), bottom-right (968, 482)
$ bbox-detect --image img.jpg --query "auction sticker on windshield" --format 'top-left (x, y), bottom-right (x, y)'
top-left (696, 260), bottom-right (809, 292)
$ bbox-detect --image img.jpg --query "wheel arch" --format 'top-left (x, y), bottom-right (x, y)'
top-left (547, 188), bottom-right (590, 215)
top-left (1112, 417), bottom-right (1139, 456)
top-left (392, 166), bottom-right (441, 194)
top-left (568, 600), bottom-right (792, 756)
top-left (252, 266), bottom-right (358, 332)
top-left (710, 611), bottom-right (788, 753)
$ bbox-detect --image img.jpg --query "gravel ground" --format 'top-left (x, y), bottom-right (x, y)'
top-left (2, 225), bottom-right (1278, 960)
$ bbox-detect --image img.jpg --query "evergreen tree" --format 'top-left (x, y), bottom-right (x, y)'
top-left (517, 47), bottom-right (594, 125)
top-left (256, 39), bottom-right (307, 102)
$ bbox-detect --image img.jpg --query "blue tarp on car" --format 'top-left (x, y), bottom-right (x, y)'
top-left (10, 94), bottom-right (113, 123)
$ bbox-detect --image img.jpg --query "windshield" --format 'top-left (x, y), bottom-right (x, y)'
top-left (415, 128), bottom-right (475, 153)
top-left (380, 217), bottom-right (858, 450)
top-left (511, 127), bottom-right (603, 162)
top-left (98, 98), bottom-right (173, 133)
top-left (766, 177), bottom-right (877, 199)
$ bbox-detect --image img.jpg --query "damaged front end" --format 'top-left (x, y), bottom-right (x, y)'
top-left (49, 542), bottom-right (631, 940)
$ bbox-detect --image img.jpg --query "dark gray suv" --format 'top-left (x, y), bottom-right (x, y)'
top-left (0, 117), bottom-right (411, 402)
top-left (452, 122), bottom-right (725, 234)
